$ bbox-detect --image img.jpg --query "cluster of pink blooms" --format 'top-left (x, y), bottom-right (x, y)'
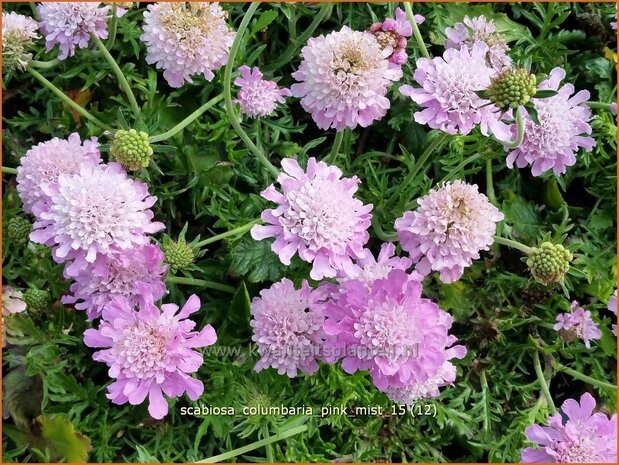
top-left (369, 8), bottom-right (422, 66)
top-left (554, 301), bottom-right (602, 348)
top-left (234, 66), bottom-right (291, 118)
top-left (521, 393), bottom-right (617, 463)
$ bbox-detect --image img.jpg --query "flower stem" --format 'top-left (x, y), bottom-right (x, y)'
top-left (27, 67), bottom-right (112, 131)
top-left (493, 106), bottom-right (525, 149)
top-left (326, 131), bottom-right (345, 164)
top-left (492, 235), bottom-right (533, 255)
top-left (166, 276), bottom-right (236, 294)
top-left (149, 95), bottom-right (224, 143)
top-left (29, 58), bottom-right (60, 69)
top-left (441, 153), bottom-right (481, 182)
top-left (587, 101), bottom-right (614, 111)
top-left (533, 351), bottom-right (557, 415)
top-left (107, 4), bottom-right (119, 50)
top-left (2, 167), bottom-right (18, 175)
top-left (556, 364), bottom-right (617, 391)
top-left (224, 2), bottom-right (279, 178)
top-left (403, 2), bottom-right (430, 59)
top-left (198, 425), bottom-right (308, 463)
top-left (486, 158), bottom-right (497, 205)
top-left (195, 220), bottom-right (260, 249)
top-left (92, 35), bottom-right (141, 121)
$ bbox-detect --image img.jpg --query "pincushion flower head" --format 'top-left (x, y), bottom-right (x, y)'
top-left (2, 286), bottom-right (27, 316)
top-left (554, 301), bottom-right (602, 348)
top-left (250, 158), bottom-right (373, 280)
top-left (339, 242), bottom-right (411, 286)
top-left (250, 278), bottom-right (326, 377)
top-left (16, 133), bottom-right (101, 216)
top-left (291, 26), bottom-right (402, 131)
top-left (234, 65), bottom-right (291, 118)
top-left (395, 181), bottom-right (503, 283)
top-left (37, 2), bottom-right (115, 60)
top-left (62, 244), bottom-right (167, 321)
top-left (445, 15), bottom-right (511, 71)
top-left (30, 163), bottom-right (164, 267)
top-left (506, 67), bottom-right (595, 176)
top-left (400, 42), bottom-right (510, 139)
top-left (2, 12), bottom-right (39, 72)
top-left (140, 2), bottom-right (235, 88)
top-left (84, 291), bottom-right (217, 419)
top-left (521, 393), bottom-right (617, 463)
top-left (369, 8), bottom-right (422, 65)
top-left (322, 269), bottom-right (466, 393)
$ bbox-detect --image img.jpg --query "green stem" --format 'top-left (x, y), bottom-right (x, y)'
top-left (479, 369), bottom-right (490, 436)
top-left (403, 2), bottom-right (430, 59)
top-left (386, 132), bottom-right (448, 207)
top-left (557, 364), bottom-right (617, 391)
top-left (441, 153), bottom-right (481, 182)
top-left (2, 167), bottom-right (18, 175)
top-left (493, 106), bottom-right (524, 149)
top-left (166, 276), bottom-right (236, 294)
top-left (492, 236), bottom-right (533, 255)
top-left (224, 3), bottom-right (279, 178)
top-left (92, 35), bottom-right (140, 120)
top-left (486, 158), bottom-right (497, 205)
top-left (587, 101), bottom-right (614, 111)
top-left (372, 218), bottom-right (399, 242)
top-left (149, 95), bottom-right (224, 143)
top-left (27, 67), bottom-right (112, 131)
top-left (29, 58), bottom-right (60, 69)
top-left (195, 220), bottom-right (260, 249)
top-left (326, 131), bottom-right (345, 164)
top-left (198, 425), bottom-right (308, 463)
top-left (533, 351), bottom-right (557, 415)
top-left (107, 4), bottom-right (119, 50)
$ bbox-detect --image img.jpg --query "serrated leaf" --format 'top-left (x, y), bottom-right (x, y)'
top-left (229, 236), bottom-right (285, 283)
top-left (501, 192), bottom-right (543, 239)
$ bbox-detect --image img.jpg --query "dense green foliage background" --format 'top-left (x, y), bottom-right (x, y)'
top-left (2, 2), bottom-right (617, 462)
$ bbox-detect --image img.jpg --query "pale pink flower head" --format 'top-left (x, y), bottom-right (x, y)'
top-left (250, 158), bottom-right (373, 280)
top-left (291, 26), bottom-right (402, 131)
top-left (2, 12), bottom-right (39, 71)
top-left (30, 163), bottom-right (164, 268)
top-left (369, 8), bottom-right (422, 65)
top-left (338, 242), bottom-right (411, 286)
top-left (608, 290), bottom-right (616, 336)
top-left (322, 269), bottom-right (466, 393)
top-left (140, 2), bottom-right (235, 88)
top-left (505, 67), bottom-right (595, 176)
top-left (2, 286), bottom-right (27, 316)
top-left (233, 65), bottom-right (291, 118)
top-left (400, 42), bottom-right (510, 139)
top-left (522, 393), bottom-right (617, 463)
top-left (62, 244), bottom-right (168, 321)
top-left (554, 301), bottom-right (602, 348)
top-left (16, 133), bottom-right (101, 216)
top-left (37, 2), bottom-right (112, 60)
top-left (395, 181), bottom-right (503, 283)
top-left (445, 15), bottom-right (511, 72)
top-left (84, 291), bottom-right (216, 419)
top-left (250, 278), bottom-right (326, 377)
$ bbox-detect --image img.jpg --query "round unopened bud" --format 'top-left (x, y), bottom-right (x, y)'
top-left (487, 68), bottom-right (537, 110)
top-left (526, 242), bottom-right (573, 285)
top-left (2, 12), bottom-right (39, 72)
top-left (109, 129), bottom-right (154, 171)
top-left (7, 217), bottom-right (31, 245)
top-left (23, 288), bottom-right (50, 312)
top-left (162, 240), bottom-right (195, 272)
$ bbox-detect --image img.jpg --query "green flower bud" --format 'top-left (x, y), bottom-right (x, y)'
top-left (487, 68), bottom-right (537, 111)
top-left (162, 240), bottom-right (195, 272)
top-left (7, 217), bottom-right (31, 245)
top-left (109, 129), bottom-right (153, 171)
top-left (526, 242), bottom-right (573, 285)
top-left (23, 288), bottom-right (50, 312)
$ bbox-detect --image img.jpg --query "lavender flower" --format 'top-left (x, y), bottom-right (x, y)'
top-left (608, 290), bottom-right (616, 336)
top-left (554, 301), bottom-right (602, 348)
top-left (234, 66), bottom-right (291, 118)
top-left (338, 242), bottom-right (411, 286)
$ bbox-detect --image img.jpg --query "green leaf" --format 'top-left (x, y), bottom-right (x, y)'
top-left (533, 89), bottom-right (559, 98)
top-left (250, 10), bottom-right (278, 36)
top-left (474, 89), bottom-right (490, 99)
top-left (543, 178), bottom-right (567, 210)
top-left (501, 192), bottom-right (543, 239)
top-left (228, 281), bottom-right (251, 324)
top-left (229, 236), bottom-right (285, 283)
top-left (2, 366), bottom-right (43, 430)
top-left (526, 104), bottom-right (541, 126)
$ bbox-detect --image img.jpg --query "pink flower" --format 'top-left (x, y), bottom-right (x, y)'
top-left (608, 290), bottom-right (616, 336)
top-left (554, 301), bottom-right (602, 348)
top-left (2, 286), bottom-right (27, 316)
top-left (234, 65), bottom-right (291, 118)
top-left (338, 242), bottom-right (411, 286)
top-left (83, 292), bottom-right (217, 419)
top-left (400, 42), bottom-right (510, 139)
top-left (30, 163), bottom-right (164, 268)
top-left (16, 133), bottom-right (101, 215)
top-left (37, 2), bottom-right (112, 60)
top-left (140, 2), bottom-right (235, 88)
top-left (62, 244), bottom-right (168, 321)
top-left (250, 158), bottom-right (373, 280)
top-left (522, 393), bottom-right (617, 463)
top-left (322, 269), bottom-right (466, 394)
top-left (250, 278), bottom-right (326, 377)
top-left (505, 67), bottom-right (595, 176)
top-left (369, 8), bottom-right (422, 65)
top-left (395, 181), bottom-right (503, 283)
top-left (291, 26), bottom-right (402, 131)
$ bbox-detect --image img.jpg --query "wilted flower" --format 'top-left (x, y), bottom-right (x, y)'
top-left (554, 301), bottom-right (602, 348)
top-left (250, 278), bottom-right (326, 377)
top-left (250, 158), bottom-right (373, 280)
top-left (37, 2), bottom-right (113, 60)
top-left (140, 2), bottom-right (235, 88)
top-left (30, 163), bottom-right (164, 268)
top-left (62, 244), bottom-right (168, 321)
top-left (291, 26), bottom-right (402, 131)
top-left (395, 181), bottom-right (503, 283)
top-left (16, 133), bottom-right (101, 216)
top-left (2, 286), bottom-right (27, 316)
top-left (369, 7), bottom-right (422, 65)
top-left (338, 242), bottom-right (411, 286)
top-left (84, 292), bottom-right (217, 419)
top-left (521, 393), bottom-right (617, 463)
top-left (2, 12), bottom-right (39, 71)
top-left (505, 67), bottom-right (595, 176)
top-left (234, 65), bottom-right (291, 118)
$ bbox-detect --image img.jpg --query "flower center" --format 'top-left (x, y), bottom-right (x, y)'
top-left (334, 40), bottom-right (372, 74)
top-left (113, 322), bottom-right (169, 378)
top-left (555, 437), bottom-right (598, 463)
